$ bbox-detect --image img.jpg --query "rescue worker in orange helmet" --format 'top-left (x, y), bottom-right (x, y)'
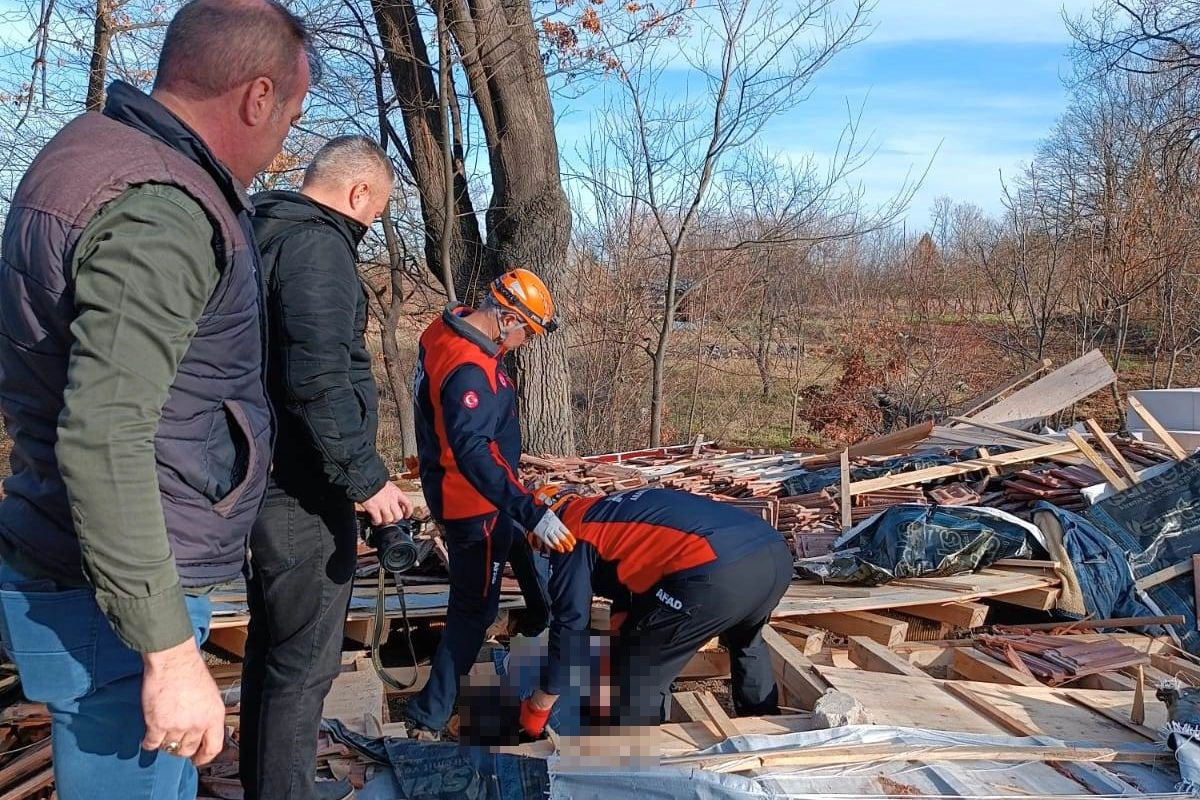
top-left (518, 484), bottom-right (792, 737)
top-left (405, 268), bottom-right (574, 740)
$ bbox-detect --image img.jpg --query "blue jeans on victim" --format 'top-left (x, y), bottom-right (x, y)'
top-left (0, 561), bottom-right (212, 800)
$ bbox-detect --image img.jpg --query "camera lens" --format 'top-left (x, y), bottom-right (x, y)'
top-left (372, 522), bottom-right (420, 573)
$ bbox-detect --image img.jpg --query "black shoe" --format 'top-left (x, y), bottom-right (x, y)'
top-left (315, 779), bottom-right (355, 800)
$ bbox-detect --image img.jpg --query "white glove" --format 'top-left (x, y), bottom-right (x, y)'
top-left (528, 509), bottom-right (576, 554)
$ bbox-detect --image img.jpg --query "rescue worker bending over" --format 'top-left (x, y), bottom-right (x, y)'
top-left (406, 269), bottom-right (574, 740)
top-left (520, 486), bottom-right (793, 737)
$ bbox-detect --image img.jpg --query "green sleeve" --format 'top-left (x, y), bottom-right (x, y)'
top-left (56, 183), bottom-right (220, 654)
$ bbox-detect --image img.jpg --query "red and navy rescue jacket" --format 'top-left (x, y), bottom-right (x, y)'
top-left (414, 304), bottom-right (546, 529)
top-left (543, 487), bottom-right (785, 694)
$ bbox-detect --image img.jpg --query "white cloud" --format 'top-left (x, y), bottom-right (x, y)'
top-left (865, 0), bottom-right (1101, 45)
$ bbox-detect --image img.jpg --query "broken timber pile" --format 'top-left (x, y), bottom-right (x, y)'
top-left (973, 633), bottom-right (1149, 685)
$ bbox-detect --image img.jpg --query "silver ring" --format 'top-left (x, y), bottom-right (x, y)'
top-left (163, 741), bottom-right (181, 755)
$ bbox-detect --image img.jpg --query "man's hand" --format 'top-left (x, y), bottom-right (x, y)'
top-left (520, 690), bottom-right (559, 738)
top-left (361, 481), bottom-right (414, 526)
top-left (528, 509), bottom-right (576, 554)
top-left (141, 637), bottom-right (226, 765)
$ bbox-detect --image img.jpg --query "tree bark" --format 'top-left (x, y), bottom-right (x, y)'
top-left (86, 0), bottom-right (113, 112)
top-left (445, 0), bottom-right (575, 455)
top-left (372, 0), bottom-right (484, 299)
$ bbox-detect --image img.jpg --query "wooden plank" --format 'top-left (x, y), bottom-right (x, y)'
top-left (848, 442), bottom-right (1080, 496)
top-left (955, 358), bottom-right (1054, 418)
top-left (1127, 395), bottom-right (1189, 460)
top-left (1083, 419), bottom-right (1141, 484)
top-left (839, 449), bottom-right (852, 531)
top-left (969, 350), bottom-right (1116, 428)
top-left (771, 621), bottom-right (826, 656)
top-left (902, 601), bottom-right (989, 629)
top-left (671, 691), bottom-right (709, 723)
top-left (322, 667), bottom-right (384, 736)
top-left (941, 681), bottom-right (1041, 736)
top-left (678, 649), bottom-right (731, 680)
top-left (952, 648), bottom-right (1043, 687)
top-left (761, 625), bottom-right (830, 710)
top-left (0, 739), bottom-right (51, 790)
top-left (950, 416), bottom-right (1058, 444)
top-left (847, 636), bottom-right (927, 677)
top-left (1075, 672), bottom-right (1139, 691)
top-left (1060, 690), bottom-right (1158, 741)
top-left (1002, 614), bottom-right (1185, 632)
top-left (1150, 652), bottom-right (1200, 685)
top-left (994, 585), bottom-right (1060, 611)
top-left (0, 766), bottom-right (54, 800)
top-left (695, 692), bottom-right (741, 741)
top-left (1066, 429), bottom-right (1128, 491)
top-left (796, 611), bottom-right (908, 647)
top-left (1135, 558), bottom-right (1193, 591)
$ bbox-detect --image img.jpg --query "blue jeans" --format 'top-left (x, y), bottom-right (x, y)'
top-left (0, 562), bottom-right (212, 800)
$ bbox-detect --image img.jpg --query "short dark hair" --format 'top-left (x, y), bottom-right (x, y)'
top-left (155, 0), bottom-right (318, 104)
top-left (303, 135), bottom-right (395, 189)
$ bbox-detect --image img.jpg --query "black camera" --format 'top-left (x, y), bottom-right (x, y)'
top-left (365, 519), bottom-right (420, 574)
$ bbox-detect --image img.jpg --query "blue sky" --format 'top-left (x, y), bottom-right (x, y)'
top-left (554, 0), bottom-right (1101, 230)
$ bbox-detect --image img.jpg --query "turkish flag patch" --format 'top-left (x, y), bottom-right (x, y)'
top-left (462, 390), bottom-right (480, 409)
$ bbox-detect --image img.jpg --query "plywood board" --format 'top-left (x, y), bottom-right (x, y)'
top-left (968, 349), bottom-right (1116, 428)
top-left (322, 667), bottom-right (384, 736)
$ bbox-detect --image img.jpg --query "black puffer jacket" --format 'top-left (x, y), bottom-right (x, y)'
top-left (252, 190), bottom-right (390, 502)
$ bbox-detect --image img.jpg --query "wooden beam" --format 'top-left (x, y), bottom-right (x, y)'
top-left (0, 739), bottom-right (51, 790)
top-left (1074, 672), bottom-right (1139, 692)
top-left (677, 649), bottom-right (731, 680)
top-left (1135, 559), bottom-right (1193, 591)
top-left (796, 611), bottom-right (908, 647)
top-left (1127, 396), bottom-right (1189, 460)
top-left (949, 416), bottom-right (1058, 444)
top-left (205, 625), bottom-right (248, 659)
top-left (952, 648), bottom-right (1042, 687)
top-left (695, 691), bottom-right (741, 741)
top-left (1149, 652), bottom-right (1200, 685)
top-left (761, 625), bottom-right (830, 710)
top-left (847, 636), bottom-right (927, 677)
top-left (994, 585), bottom-right (1060, 611)
top-left (772, 621), bottom-right (826, 656)
top-left (671, 691), bottom-right (710, 723)
top-left (1001, 614), bottom-right (1185, 632)
top-left (1083, 419), bottom-right (1140, 484)
top-left (840, 449), bottom-right (852, 531)
top-left (1066, 429), bottom-right (1128, 491)
top-left (848, 442), bottom-right (1080, 496)
top-left (0, 767), bottom-right (54, 800)
top-left (665, 742), bottom-right (1172, 772)
top-left (902, 601), bottom-right (989, 629)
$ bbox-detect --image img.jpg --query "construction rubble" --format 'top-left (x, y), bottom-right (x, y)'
top-left (7, 348), bottom-right (1200, 799)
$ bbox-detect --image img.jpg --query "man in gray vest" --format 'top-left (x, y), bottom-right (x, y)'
top-left (0, 0), bottom-right (312, 797)
top-left (240, 137), bottom-right (412, 800)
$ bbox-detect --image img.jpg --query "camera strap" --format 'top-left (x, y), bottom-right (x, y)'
top-left (369, 566), bottom-right (422, 692)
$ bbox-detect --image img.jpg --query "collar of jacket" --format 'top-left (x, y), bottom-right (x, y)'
top-left (443, 303), bottom-right (502, 358)
top-left (102, 80), bottom-right (251, 215)
top-left (250, 190), bottom-right (368, 251)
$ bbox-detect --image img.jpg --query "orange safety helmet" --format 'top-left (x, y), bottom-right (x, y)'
top-left (489, 269), bottom-right (558, 335)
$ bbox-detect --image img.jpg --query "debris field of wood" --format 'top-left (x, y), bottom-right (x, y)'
top-left (4, 348), bottom-right (1200, 799)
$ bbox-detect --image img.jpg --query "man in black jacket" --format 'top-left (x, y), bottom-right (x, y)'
top-left (240, 136), bottom-right (412, 800)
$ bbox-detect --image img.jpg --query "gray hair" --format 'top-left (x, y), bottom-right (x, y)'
top-left (302, 135), bottom-right (395, 190)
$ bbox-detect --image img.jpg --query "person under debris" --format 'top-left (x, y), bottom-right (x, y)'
top-left (405, 270), bottom-right (573, 740)
top-left (239, 137), bottom-right (413, 800)
top-left (0, 1), bottom-right (312, 797)
top-left (519, 485), bottom-right (793, 737)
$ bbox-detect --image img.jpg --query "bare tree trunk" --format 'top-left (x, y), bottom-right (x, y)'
top-left (446, 0), bottom-right (575, 455)
top-left (86, 0), bottom-right (113, 111)
top-left (649, 249), bottom-right (680, 446)
top-left (372, 0), bottom-right (484, 298)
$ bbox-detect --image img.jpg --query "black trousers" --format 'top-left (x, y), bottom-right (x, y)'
top-left (614, 538), bottom-right (794, 725)
top-left (239, 477), bottom-right (359, 800)
top-left (405, 512), bottom-right (550, 731)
